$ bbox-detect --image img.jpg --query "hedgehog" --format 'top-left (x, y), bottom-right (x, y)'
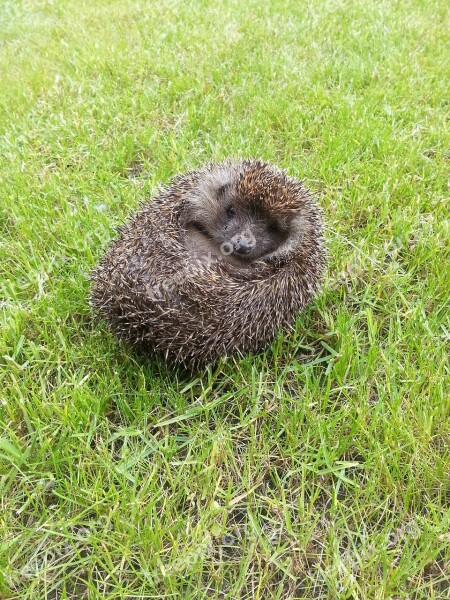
top-left (91, 159), bottom-right (326, 369)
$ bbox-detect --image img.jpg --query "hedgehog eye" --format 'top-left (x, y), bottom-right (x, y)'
top-left (192, 221), bottom-right (209, 236)
top-left (226, 206), bottom-right (236, 218)
top-left (267, 222), bottom-right (279, 234)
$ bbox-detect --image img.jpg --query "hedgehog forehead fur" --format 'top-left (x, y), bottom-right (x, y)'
top-left (181, 160), bottom-right (308, 220)
top-left (91, 159), bottom-right (326, 369)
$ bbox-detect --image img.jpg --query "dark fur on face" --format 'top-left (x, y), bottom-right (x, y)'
top-left (180, 162), bottom-right (308, 265)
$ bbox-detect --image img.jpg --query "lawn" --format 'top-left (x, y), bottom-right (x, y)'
top-left (0, 0), bottom-right (449, 598)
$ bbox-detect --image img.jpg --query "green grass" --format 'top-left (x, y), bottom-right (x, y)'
top-left (1, 0), bottom-right (449, 598)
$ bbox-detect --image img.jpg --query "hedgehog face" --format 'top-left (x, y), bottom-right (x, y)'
top-left (194, 201), bottom-right (290, 263)
top-left (182, 172), bottom-right (302, 265)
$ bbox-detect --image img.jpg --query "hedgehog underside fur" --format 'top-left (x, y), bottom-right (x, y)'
top-left (91, 160), bottom-right (326, 369)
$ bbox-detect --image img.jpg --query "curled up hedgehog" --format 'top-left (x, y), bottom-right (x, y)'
top-left (91, 159), bottom-right (326, 369)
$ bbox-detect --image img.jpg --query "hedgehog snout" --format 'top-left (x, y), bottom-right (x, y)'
top-left (230, 229), bottom-right (256, 255)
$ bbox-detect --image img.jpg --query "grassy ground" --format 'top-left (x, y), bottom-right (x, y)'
top-left (1, 0), bottom-right (449, 598)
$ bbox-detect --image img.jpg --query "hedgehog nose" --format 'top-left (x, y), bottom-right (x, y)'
top-left (230, 231), bottom-right (256, 255)
top-left (233, 239), bottom-right (253, 255)
top-left (229, 230), bottom-right (256, 256)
